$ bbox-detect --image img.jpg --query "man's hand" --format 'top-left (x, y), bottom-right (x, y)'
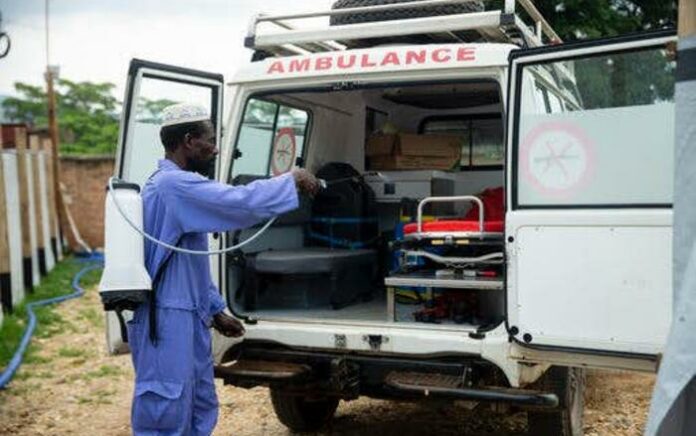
top-left (291, 168), bottom-right (321, 197)
top-left (212, 312), bottom-right (245, 338)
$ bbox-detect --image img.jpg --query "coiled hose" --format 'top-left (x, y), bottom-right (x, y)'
top-left (0, 254), bottom-right (104, 389)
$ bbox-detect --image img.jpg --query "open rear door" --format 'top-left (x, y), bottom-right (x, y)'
top-left (116, 59), bottom-right (224, 185)
top-left (106, 59), bottom-right (224, 354)
top-left (505, 31), bottom-right (676, 369)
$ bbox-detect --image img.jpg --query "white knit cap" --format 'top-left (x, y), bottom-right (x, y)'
top-left (160, 103), bottom-right (210, 127)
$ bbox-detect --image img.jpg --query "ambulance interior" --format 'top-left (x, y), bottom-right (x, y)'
top-left (226, 80), bottom-right (508, 330)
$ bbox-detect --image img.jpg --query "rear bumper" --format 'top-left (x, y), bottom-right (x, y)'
top-left (214, 343), bottom-right (558, 408)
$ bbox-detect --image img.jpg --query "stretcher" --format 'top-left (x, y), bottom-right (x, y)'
top-left (398, 191), bottom-right (505, 267)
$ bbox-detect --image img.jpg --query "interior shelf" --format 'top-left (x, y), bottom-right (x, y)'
top-left (385, 272), bottom-right (503, 290)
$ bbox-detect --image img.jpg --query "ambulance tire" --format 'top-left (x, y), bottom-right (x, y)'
top-left (270, 389), bottom-right (339, 432)
top-left (330, 0), bottom-right (484, 26)
top-left (527, 367), bottom-right (585, 436)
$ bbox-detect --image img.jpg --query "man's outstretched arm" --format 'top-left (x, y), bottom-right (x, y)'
top-left (164, 169), bottom-right (319, 234)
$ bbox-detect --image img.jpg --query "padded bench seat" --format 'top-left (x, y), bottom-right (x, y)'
top-left (254, 248), bottom-right (376, 274)
top-left (244, 248), bottom-right (377, 310)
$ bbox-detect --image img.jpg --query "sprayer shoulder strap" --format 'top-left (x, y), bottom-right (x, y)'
top-left (148, 237), bottom-right (182, 345)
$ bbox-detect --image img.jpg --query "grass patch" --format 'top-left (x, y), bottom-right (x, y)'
top-left (78, 307), bottom-right (103, 329)
top-left (84, 364), bottom-right (123, 379)
top-left (77, 388), bottom-right (116, 405)
top-left (0, 257), bottom-right (102, 370)
top-left (57, 346), bottom-right (89, 359)
top-left (23, 347), bottom-right (52, 365)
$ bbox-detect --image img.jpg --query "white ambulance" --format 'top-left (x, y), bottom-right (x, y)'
top-left (111, 1), bottom-right (676, 434)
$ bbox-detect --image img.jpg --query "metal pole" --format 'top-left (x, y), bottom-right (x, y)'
top-left (44, 0), bottom-right (65, 250)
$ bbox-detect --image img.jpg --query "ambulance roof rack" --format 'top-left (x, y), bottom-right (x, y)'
top-left (245, 0), bottom-right (561, 57)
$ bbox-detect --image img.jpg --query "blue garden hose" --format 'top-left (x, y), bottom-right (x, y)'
top-left (0, 254), bottom-right (104, 389)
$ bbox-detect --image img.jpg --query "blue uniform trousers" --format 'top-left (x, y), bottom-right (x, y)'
top-left (129, 307), bottom-right (217, 435)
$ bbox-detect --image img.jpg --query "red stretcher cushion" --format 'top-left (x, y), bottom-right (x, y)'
top-left (403, 220), bottom-right (504, 235)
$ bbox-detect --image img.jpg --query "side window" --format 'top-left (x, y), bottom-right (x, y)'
top-left (231, 98), bottom-right (310, 179)
top-left (421, 116), bottom-right (503, 169)
top-left (515, 43), bottom-right (675, 206)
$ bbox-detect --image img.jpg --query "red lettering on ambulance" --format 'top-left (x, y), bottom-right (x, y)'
top-left (432, 48), bottom-right (452, 63)
top-left (289, 58), bottom-right (311, 72)
top-left (337, 54), bottom-right (357, 69)
top-left (267, 61), bottom-right (285, 74)
top-left (315, 57), bottom-right (332, 70)
top-left (381, 52), bottom-right (401, 66)
top-left (361, 54), bottom-right (377, 68)
top-left (457, 47), bottom-right (476, 61)
top-left (405, 50), bottom-right (427, 65)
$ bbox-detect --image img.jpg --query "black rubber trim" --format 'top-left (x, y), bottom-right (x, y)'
top-left (516, 203), bottom-right (673, 210)
top-left (128, 58), bottom-right (224, 82)
top-left (509, 337), bottom-right (659, 362)
top-left (100, 289), bottom-right (149, 311)
top-left (244, 36), bottom-right (255, 49)
top-left (105, 180), bottom-right (141, 192)
top-left (677, 46), bottom-right (696, 82)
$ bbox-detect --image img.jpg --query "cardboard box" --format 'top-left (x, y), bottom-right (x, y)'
top-left (365, 134), bottom-right (397, 156)
top-left (397, 134), bottom-right (462, 158)
top-left (368, 155), bottom-right (459, 171)
top-left (365, 133), bottom-right (462, 170)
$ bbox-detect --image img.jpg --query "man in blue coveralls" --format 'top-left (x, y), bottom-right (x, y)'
top-left (128, 103), bottom-right (320, 435)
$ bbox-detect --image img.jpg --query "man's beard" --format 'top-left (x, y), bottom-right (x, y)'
top-left (187, 156), bottom-right (216, 178)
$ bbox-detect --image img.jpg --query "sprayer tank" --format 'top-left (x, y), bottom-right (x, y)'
top-left (98, 181), bottom-right (152, 310)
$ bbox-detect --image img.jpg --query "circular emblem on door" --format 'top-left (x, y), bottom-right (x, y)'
top-left (520, 121), bottom-right (595, 198)
top-left (271, 127), bottom-right (296, 176)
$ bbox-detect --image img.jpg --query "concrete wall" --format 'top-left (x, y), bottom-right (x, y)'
top-left (60, 155), bottom-right (114, 250)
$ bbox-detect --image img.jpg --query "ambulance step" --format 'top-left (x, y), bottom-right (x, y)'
top-left (385, 273), bottom-right (503, 290)
top-left (387, 371), bottom-right (463, 389)
top-left (385, 371), bottom-right (558, 407)
top-left (214, 360), bottom-right (311, 382)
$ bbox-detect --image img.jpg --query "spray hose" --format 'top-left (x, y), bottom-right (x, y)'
top-left (106, 171), bottom-right (387, 256)
top-left (107, 177), bottom-right (277, 256)
top-left (0, 254), bottom-right (104, 389)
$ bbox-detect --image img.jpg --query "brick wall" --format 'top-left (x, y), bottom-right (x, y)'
top-left (60, 155), bottom-right (114, 250)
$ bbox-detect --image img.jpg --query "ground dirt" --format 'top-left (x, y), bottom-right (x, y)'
top-left (0, 282), bottom-right (656, 436)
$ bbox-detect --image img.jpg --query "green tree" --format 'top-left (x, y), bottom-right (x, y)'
top-left (532, 0), bottom-right (676, 41)
top-left (137, 97), bottom-right (178, 124)
top-left (512, 1), bottom-right (677, 110)
top-left (2, 79), bottom-right (121, 155)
